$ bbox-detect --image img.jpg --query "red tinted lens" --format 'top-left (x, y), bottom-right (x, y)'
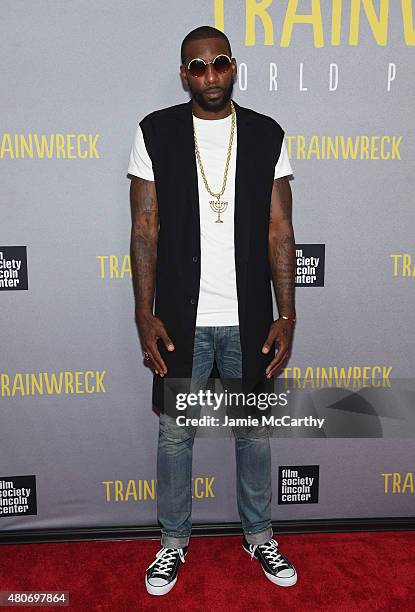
top-left (188, 59), bottom-right (206, 77)
top-left (213, 55), bottom-right (231, 73)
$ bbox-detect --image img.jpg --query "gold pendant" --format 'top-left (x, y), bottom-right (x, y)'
top-left (210, 199), bottom-right (228, 223)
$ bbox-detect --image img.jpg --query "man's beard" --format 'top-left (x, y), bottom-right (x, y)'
top-left (190, 79), bottom-right (234, 112)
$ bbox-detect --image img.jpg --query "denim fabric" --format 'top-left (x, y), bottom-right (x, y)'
top-left (157, 325), bottom-right (273, 548)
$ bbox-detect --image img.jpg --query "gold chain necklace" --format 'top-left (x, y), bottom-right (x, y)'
top-left (193, 100), bottom-right (236, 223)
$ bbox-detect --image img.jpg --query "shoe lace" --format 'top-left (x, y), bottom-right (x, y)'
top-left (250, 539), bottom-right (288, 569)
top-left (146, 547), bottom-right (186, 577)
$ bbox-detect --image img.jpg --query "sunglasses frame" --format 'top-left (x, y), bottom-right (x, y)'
top-left (186, 54), bottom-right (232, 77)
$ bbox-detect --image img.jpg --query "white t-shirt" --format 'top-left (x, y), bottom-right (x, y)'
top-left (127, 113), bottom-right (293, 326)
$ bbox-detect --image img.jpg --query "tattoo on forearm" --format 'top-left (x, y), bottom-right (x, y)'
top-left (269, 232), bottom-right (296, 317)
top-left (268, 177), bottom-right (296, 317)
top-left (130, 179), bottom-right (159, 312)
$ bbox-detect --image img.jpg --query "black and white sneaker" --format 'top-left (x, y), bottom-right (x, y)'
top-left (145, 545), bottom-right (188, 595)
top-left (243, 537), bottom-right (297, 587)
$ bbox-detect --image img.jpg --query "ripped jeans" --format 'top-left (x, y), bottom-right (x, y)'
top-left (156, 325), bottom-right (273, 548)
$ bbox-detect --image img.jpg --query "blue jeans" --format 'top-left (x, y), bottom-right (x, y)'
top-left (157, 325), bottom-right (273, 548)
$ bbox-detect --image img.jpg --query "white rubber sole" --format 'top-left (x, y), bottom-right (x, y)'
top-left (243, 545), bottom-right (298, 587)
top-left (145, 575), bottom-right (177, 596)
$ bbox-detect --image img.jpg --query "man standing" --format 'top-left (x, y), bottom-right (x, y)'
top-left (127, 26), bottom-right (297, 595)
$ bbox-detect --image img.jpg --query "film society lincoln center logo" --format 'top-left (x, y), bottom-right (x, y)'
top-left (0, 475), bottom-right (37, 517)
top-left (295, 244), bottom-right (325, 286)
top-left (278, 465), bottom-right (319, 504)
top-left (0, 246), bottom-right (28, 290)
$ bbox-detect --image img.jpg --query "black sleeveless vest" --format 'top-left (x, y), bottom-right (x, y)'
top-left (139, 99), bottom-right (285, 411)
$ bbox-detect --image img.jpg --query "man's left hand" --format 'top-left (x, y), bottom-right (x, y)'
top-left (262, 318), bottom-right (295, 378)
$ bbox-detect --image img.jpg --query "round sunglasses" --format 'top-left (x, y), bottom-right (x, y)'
top-left (186, 54), bottom-right (232, 78)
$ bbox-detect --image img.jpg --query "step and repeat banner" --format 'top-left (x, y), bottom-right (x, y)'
top-left (1, 1), bottom-right (414, 531)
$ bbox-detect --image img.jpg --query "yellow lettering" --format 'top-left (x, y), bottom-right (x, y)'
top-left (214, 0), bottom-right (225, 31)
top-left (11, 374), bottom-right (25, 397)
top-left (144, 480), bottom-right (156, 500)
top-left (97, 255), bottom-right (108, 279)
top-left (101, 481), bottom-right (113, 502)
top-left (297, 135), bottom-right (306, 159)
top-left (194, 477), bottom-right (204, 498)
top-left (303, 366), bottom-right (315, 388)
top-left (20, 134), bottom-right (34, 159)
top-left (362, 365), bottom-right (371, 386)
top-left (390, 253), bottom-right (401, 276)
top-left (335, 367), bottom-right (352, 387)
top-left (246, 0), bottom-right (274, 46)
top-left (392, 472), bottom-right (401, 493)
top-left (382, 473), bottom-right (392, 493)
top-left (402, 254), bottom-right (412, 276)
top-left (109, 255), bottom-right (119, 278)
top-left (125, 480), bottom-right (137, 501)
top-left (120, 255), bottom-right (132, 278)
top-left (360, 135), bottom-right (370, 159)
top-left (307, 135), bottom-right (320, 159)
top-left (43, 372), bottom-right (64, 394)
top-left (96, 370), bottom-right (106, 393)
top-left (1, 133), bottom-right (14, 159)
top-left (285, 135), bottom-right (295, 158)
top-left (370, 135), bottom-right (380, 159)
top-left (56, 133), bottom-right (66, 159)
top-left (85, 371), bottom-right (95, 393)
top-left (380, 136), bottom-right (391, 159)
top-left (114, 480), bottom-right (124, 501)
top-left (402, 0), bottom-right (415, 44)
top-left (402, 472), bottom-right (414, 494)
top-left (33, 134), bottom-right (54, 158)
top-left (64, 371), bottom-right (74, 393)
top-left (67, 134), bottom-right (76, 159)
top-left (205, 477), bottom-right (215, 497)
top-left (30, 373), bottom-right (43, 395)
top-left (372, 365), bottom-right (381, 387)
top-left (350, 0), bottom-right (389, 46)
top-left (77, 134), bottom-right (88, 159)
top-left (0, 374), bottom-right (10, 396)
top-left (391, 136), bottom-right (402, 159)
top-left (75, 371), bottom-right (84, 394)
top-left (89, 134), bottom-right (100, 158)
top-left (340, 136), bottom-right (360, 159)
top-left (281, 0), bottom-right (324, 48)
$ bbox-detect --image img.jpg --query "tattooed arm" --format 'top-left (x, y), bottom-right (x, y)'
top-left (262, 176), bottom-right (296, 378)
top-left (130, 176), bottom-right (174, 377)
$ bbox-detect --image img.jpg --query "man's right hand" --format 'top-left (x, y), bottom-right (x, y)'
top-left (136, 310), bottom-right (175, 377)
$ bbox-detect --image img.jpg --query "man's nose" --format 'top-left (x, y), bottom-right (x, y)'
top-left (205, 63), bottom-right (219, 84)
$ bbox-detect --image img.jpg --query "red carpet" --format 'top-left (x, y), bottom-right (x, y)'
top-left (1, 531), bottom-right (414, 611)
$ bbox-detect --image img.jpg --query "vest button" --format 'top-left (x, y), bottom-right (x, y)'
top-left (190, 298), bottom-right (196, 305)
top-left (192, 256), bottom-right (198, 263)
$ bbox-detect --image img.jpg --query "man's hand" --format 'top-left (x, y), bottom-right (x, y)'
top-left (136, 310), bottom-right (175, 377)
top-left (262, 318), bottom-right (295, 378)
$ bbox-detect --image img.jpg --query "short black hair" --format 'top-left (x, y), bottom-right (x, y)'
top-left (181, 26), bottom-right (232, 65)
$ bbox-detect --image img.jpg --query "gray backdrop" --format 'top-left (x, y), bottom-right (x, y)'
top-left (1, 0), bottom-right (414, 531)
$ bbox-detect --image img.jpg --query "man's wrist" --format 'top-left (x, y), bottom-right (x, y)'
top-left (135, 308), bottom-right (154, 321)
top-left (279, 314), bottom-right (296, 323)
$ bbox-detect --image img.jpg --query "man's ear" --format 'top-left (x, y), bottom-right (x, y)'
top-left (179, 66), bottom-right (189, 91)
top-left (232, 60), bottom-right (237, 82)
